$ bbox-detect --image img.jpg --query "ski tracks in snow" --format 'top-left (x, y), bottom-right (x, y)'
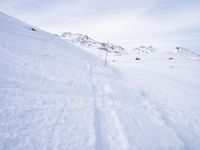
top-left (87, 60), bottom-right (129, 150)
top-left (87, 59), bottom-right (184, 150)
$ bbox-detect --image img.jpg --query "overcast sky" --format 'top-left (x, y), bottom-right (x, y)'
top-left (0, 0), bottom-right (200, 51)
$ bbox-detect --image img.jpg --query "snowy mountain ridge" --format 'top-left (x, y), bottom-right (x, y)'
top-left (176, 46), bottom-right (200, 58)
top-left (61, 32), bottom-right (127, 55)
top-left (61, 32), bottom-right (199, 59)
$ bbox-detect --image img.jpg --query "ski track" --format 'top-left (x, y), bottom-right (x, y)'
top-left (46, 100), bottom-right (68, 150)
top-left (88, 60), bottom-right (129, 150)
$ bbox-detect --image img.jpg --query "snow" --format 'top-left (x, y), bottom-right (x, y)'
top-left (0, 12), bottom-right (200, 150)
top-left (109, 53), bottom-right (200, 149)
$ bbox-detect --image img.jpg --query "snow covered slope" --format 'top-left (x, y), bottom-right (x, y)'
top-left (109, 51), bottom-right (200, 150)
top-left (61, 32), bottom-right (127, 56)
top-left (1, 12), bottom-right (199, 150)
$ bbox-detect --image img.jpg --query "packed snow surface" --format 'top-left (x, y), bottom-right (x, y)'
top-left (0, 12), bottom-right (200, 150)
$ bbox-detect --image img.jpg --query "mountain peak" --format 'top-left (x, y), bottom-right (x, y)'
top-left (133, 45), bottom-right (156, 54)
top-left (61, 32), bottom-right (127, 55)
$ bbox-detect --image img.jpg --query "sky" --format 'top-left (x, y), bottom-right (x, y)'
top-left (0, 0), bottom-right (200, 51)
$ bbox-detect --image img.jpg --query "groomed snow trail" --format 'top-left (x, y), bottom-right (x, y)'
top-left (0, 12), bottom-right (186, 150)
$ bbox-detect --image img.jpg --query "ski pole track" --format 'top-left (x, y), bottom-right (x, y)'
top-left (45, 98), bottom-right (69, 150)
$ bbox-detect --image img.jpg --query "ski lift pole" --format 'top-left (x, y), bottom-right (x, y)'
top-left (105, 39), bottom-right (110, 68)
top-left (105, 49), bottom-right (108, 68)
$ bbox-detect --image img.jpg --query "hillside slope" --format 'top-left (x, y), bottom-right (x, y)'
top-left (0, 12), bottom-right (190, 150)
